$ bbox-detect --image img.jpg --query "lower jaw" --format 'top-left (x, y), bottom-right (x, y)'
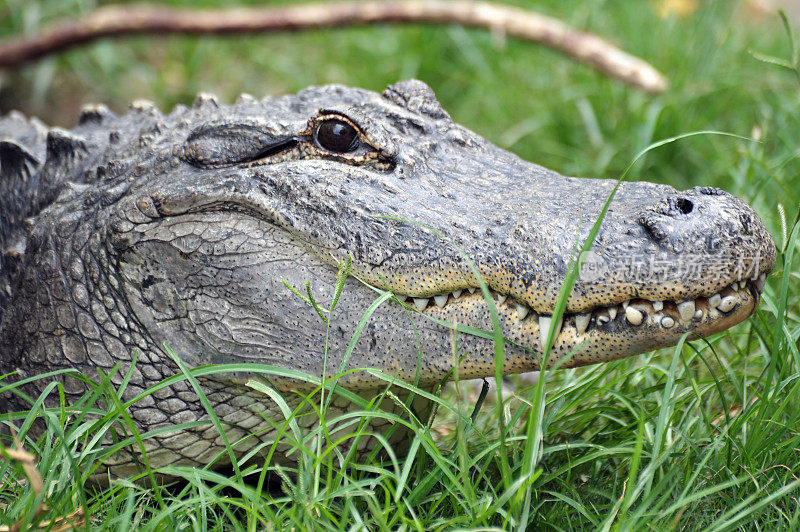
top-left (404, 281), bottom-right (760, 373)
top-left (544, 294), bottom-right (757, 370)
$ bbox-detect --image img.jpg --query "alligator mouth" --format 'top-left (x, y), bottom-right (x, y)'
top-left (380, 273), bottom-right (768, 366)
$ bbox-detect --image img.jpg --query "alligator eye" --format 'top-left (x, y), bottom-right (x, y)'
top-left (314, 119), bottom-right (360, 153)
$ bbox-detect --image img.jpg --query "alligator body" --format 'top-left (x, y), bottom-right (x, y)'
top-left (0, 80), bottom-right (776, 475)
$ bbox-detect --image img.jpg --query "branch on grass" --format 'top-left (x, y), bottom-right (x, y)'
top-left (0, 1), bottom-right (668, 93)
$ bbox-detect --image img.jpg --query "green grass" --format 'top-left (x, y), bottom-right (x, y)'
top-left (2, 0), bottom-right (800, 529)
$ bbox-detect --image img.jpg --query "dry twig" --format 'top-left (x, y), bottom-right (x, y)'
top-left (0, 1), bottom-right (668, 93)
top-left (0, 430), bottom-right (43, 531)
top-left (0, 431), bottom-right (88, 531)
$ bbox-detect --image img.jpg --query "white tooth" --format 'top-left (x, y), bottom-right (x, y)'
top-left (694, 309), bottom-right (703, 320)
top-left (468, 287), bottom-right (476, 294)
top-left (608, 307), bottom-right (618, 320)
top-left (434, 294), bottom-right (448, 308)
top-left (718, 295), bottom-right (737, 313)
top-left (739, 280), bottom-right (747, 291)
top-left (625, 306), bottom-right (644, 326)
top-left (516, 304), bottom-right (529, 320)
top-left (539, 316), bottom-right (551, 349)
top-left (413, 298), bottom-right (429, 311)
top-left (622, 300), bottom-right (630, 309)
top-left (755, 274), bottom-right (766, 292)
top-left (708, 294), bottom-right (721, 308)
top-left (677, 300), bottom-right (695, 322)
top-left (452, 290), bottom-right (462, 299)
top-left (497, 294), bottom-right (507, 305)
top-left (652, 301), bottom-right (663, 312)
top-left (575, 313), bottom-right (591, 334)
top-left (660, 315), bottom-right (675, 329)
top-left (597, 314), bottom-right (610, 324)
top-left (538, 315), bottom-right (562, 349)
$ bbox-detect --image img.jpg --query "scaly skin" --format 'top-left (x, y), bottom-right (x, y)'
top-left (0, 80), bottom-right (776, 475)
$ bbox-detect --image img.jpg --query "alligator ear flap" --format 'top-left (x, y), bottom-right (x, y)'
top-left (0, 139), bottom-right (41, 182)
top-left (180, 122), bottom-right (297, 168)
top-left (382, 79), bottom-right (451, 121)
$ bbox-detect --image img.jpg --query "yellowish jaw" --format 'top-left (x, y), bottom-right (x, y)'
top-left (391, 275), bottom-right (765, 373)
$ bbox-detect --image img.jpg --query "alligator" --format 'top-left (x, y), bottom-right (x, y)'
top-left (0, 80), bottom-right (776, 476)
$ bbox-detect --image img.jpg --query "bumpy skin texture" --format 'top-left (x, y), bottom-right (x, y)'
top-left (0, 80), bottom-right (776, 475)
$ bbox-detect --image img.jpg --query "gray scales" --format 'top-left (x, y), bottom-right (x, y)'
top-left (0, 80), bottom-right (776, 476)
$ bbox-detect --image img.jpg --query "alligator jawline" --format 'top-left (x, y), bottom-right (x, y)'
top-left (380, 275), bottom-right (767, 350)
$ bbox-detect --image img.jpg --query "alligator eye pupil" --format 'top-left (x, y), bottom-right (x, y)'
top-left (315, 119), bottom-right (359, 153)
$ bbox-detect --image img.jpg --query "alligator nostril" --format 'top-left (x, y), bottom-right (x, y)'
top-left (675, 197), bottom-right (693, 214)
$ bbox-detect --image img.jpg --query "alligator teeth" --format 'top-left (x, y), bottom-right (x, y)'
top-left (538, 315), bottom-right (562, 350)
top-left (625, 306), bottom-right (644, 326)
top-left (677, 300), bottom-right (695, 322)
top-left (575, 313), bottom-right (591, 334)
top-left (393, 271), bottom-right (759, 336)
top-left (718, 295), bottom-right (737, 313)
top-left (539, 316), bottom-right (550, 349)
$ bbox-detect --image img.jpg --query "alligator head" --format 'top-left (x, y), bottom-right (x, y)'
top-left (125, 79), bottom-right (774, 382)
top-left (0, 80), bottom-right (776, 470)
